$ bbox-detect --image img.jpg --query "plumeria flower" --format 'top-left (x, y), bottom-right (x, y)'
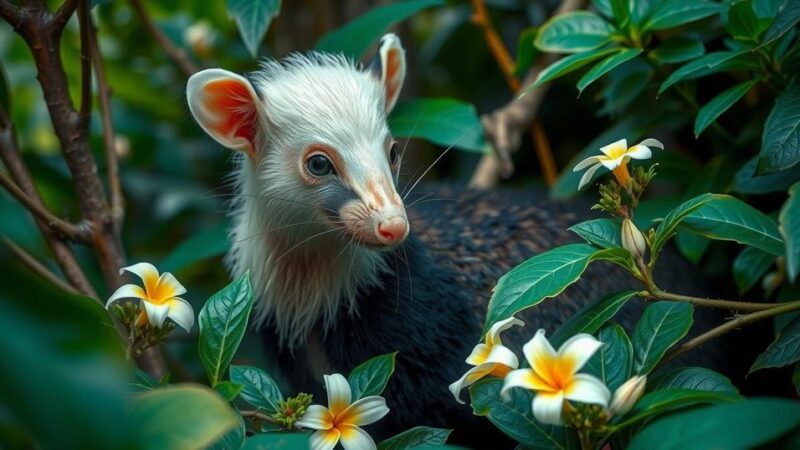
top-left (501, 329), bottom-right (610, 426)
top-left (573, 138), bottom-right (663, 190)
top-left (105, 262), bottom-right (194, 331)
top-left (449, 316), bottom-right (524, 404)
top-left (296, 373), bottom-right (389, 450)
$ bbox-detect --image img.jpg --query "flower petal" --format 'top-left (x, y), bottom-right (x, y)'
top-left (625, 144), bottom-right (652, 160)
top-left (449, 364), bottom-right (495, 404)
top-left (120, 262), bottom-right (160, 297)
top-left (598, 155), bottom-right (625, 170)
top-left (308, 428), bottom-right (340, 450)
top-left (105, 284), bottom-right (147, 308)
top-left (523, 329), bottom-right (558, 386)
top-left (154, 271), bottom-right (187, 302)
top-left (558, 333), bottom-right (603, 374)
top-left (465, 343), bottom-right (491, 366)
top-left (485, 344), bottom-right (519, 369)
top-left (324, 373), bottom-right (352, 416)
top-left (501, 368), bottom-right (556, 399)
top-left (572, 155), bottom-right (601, 172)
top-left (637, 138), bottom-right (664, 150)
top-left (142, 300), bottom-right (170, 328)
top-left (296, 404), bottom-right (334, 430)
top-left (578, 162), bottom-right (603, 190)
top-left (339, 396), bottom-right (389, 427)
top-left (485, 316), bottom-right (524, 347)
top-left (564, 373), bottom-right (611, 407)
top-left (532, 391), bottom-right (565, 425)
top-left (600, 139), bottom-right (627, 157)
top-left (166, 298), bottom-right (194, 332)
top-left (338, 424), bottom-right (376, 450)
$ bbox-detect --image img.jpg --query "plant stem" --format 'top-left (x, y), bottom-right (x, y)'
top-left (240, 410), bottom-right (283, 426)
top-left (648, 290), bottom-right (780, 311)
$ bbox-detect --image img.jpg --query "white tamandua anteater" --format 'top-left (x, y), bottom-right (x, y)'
top-left (186, 34), bottom-right (724, 445)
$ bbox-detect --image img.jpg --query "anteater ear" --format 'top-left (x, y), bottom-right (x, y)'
top-left (187, 68), bottom-right (261, 159)
top-left (369, 33), bottom-right (406, 114)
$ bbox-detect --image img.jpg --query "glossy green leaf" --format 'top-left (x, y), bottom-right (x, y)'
top-left (230, 365), bottom-right (284, 414)
top-left (734, 155), bottom-right (800, 194)
top-left (577, 48), bottom-right (642, 93)
top-left (227, 0), bottom-right (281, 57)
top-left (751, 314), bottom-right (800, 373)
top-left (615, 389), bottom-right (741, 429)
top-left (647, 367), bottom-right (738, 393)
top-left (600, 59), bottom-right (653, 114)
top-left (199, 273), bottom-right (254, 387)
top-left (241, 433), bottom-right (311, 450)
top-left (514, 28), bottom-right (539, 78)
top-left (388, 98), bottom-right (485, 153)
top-left (550, 291), bottom-right (638, 347)
top-left (214, 381), bottom-right (244, 402)
top-left (315, 0), bottom-right (443, 58)
top-left (161, 220), bottom-right (230, 273)
top-left (348, 352), bottom-right (397, 400)
top-left (760, 0), bottom-right (800, 46)
top-left (675, 229), bottom-right (710, 263)
top-left (134, 384), bottom-right (239, 450)
top-left (632, 301), bottom-right (694, 374)
top-left (650, 37), bottom-right (705, 64)
top-left (483, 244), bottom-right (629, 336)
top-left (694, 80), bottom-right (758, 137)
top-left (208, 415), bottom-right (245, 450)
top-left (628, 398), bottom-right (800, 450)
top-left (568, 218), bottom-right (622, 248)
top-left (377, 426), bottom-right (452, 450)
top-left (724, 0), bottom-right (770, 41)
top-left (535, 11), bottom-right (613, 53)
top-left (780, 182), bottom-right (800, 281)
top-left (733, 246), bottom-right (775, 294)
top-left (758, 77), bottom-right (800, 175)
top-left (658, 50), bottom-right (751, 94)
top-left (585, 324), bottom-right (633, 391)
top-left (469, 379), bottom-right (579, 449)
top-left (532, 47), bottom-right (620, 89)
top-left (643, 0), bottom-right (724, 31)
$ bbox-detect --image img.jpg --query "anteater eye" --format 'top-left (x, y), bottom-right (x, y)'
top-left (389, 144), bottom-right (398, 166)
top-left (307, 154), bottom-right (334, 176)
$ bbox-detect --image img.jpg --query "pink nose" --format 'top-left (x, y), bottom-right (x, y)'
top-left (376, 216), bottom-right (408, 245)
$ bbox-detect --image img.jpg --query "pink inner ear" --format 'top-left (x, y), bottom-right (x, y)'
top-left (384, 48), bottom-right (401, 102)
top-left (203, 79), bottom-right (258, 153)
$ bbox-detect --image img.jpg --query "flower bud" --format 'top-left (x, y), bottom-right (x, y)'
top-left (621, 218), bottom-right (647, 260)
top-left (609, 375), bottom-right (646, 416)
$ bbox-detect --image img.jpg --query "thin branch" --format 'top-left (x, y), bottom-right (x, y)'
top-left (77, 0), bottom-right (92, 121)
top-left (0, 0), bottom-right (21, 26)
top-left (470, 0), bottom-right (520, 91)
top-left (128, 0), bottom-right (199, 76)
top-left (88, 15), bottom-right (124, 226)
top-left (3, 238), bottom-right (80, 296)
top-left (650, 290), bottom-right (781, 312)
top-left (51, 0), bottom-right (80, 33)
top-left (240, 410), bottom-right (283, 426)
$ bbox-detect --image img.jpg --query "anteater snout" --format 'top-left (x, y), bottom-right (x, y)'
top-left (375, 216), bottom-right (408, 246)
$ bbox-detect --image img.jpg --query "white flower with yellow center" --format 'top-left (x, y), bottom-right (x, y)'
top-left (296, 373), bottom-right (389, 450)
top-left (105, 262), bottom-right (194, 331)
top-left (449, 316), bottom-right (524, 404)
top-left (501, 329), bottom-right (610, 425)
top-left (573, 138), bottom-right (663, 190)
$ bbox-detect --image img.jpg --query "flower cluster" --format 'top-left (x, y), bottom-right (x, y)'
top-left (449, 318), bottom-right (646, 428)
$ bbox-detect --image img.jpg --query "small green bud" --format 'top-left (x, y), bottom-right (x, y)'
top-left (271, 393), bottom-right (314, 430)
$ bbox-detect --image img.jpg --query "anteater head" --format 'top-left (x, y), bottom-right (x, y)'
top-left (186, 34), bottom-right (409, 347)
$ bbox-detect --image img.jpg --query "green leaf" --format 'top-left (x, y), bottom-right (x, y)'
top-left (616, 389), bottom-right (741, 429)
top-left (648, 367), bottom-right (738, 393)
top-left (348, 352), bottom-right (397, 400)
top-left (733, 246), bottom-right (775, 294)
top-left (230, 365), bottom-right (284, 414)
top-left (758, 77), bottom-right (800, 175)
top-left (568, 218), bottom-right (622, 248)
top-left (694, 79), bottom-right (758, 137)
top-left (208, 415), bottom-right (245, 450)
top-left (658, 50), bottom-right (751, 94)
top-left (610, 0), bottom-right (633, 27)
top-left (214, 381), bottom-right (244, 402)
top-left (650, 37), bottom-right (705, 64)
top-left (199, 273), bottom-right (255, 387)
top-left (532, 47), bottom-right (621, 89)
top-left (469, 379), bottom-right (579, 449)
top-left (781, 182), bottom-right (800, 281)
top-left (751, 314), bottom-right (800, 373)
top-left (724, 0), bottom-right (770, 41)
top-left (241, 432), bottom-right (311, 450)
top-left (134, 384), bottom-right (240, 450)
top-left (315, 0), bottom-right (443, 58)
top-left (483, 244), bottom-right (629, 336)
top-left (628, 398), bottom-right (800, 450)
top-left (388, 98), bottom-right (485, 153)
top-left (161, 220), bottom-right (230, 273)
top-left (377, 426), bottom-right (452, 450)
top-left (643, 0), bottom-right (724, 31)
top-left (535, 11), bottom-right (613, 53)
top-left (514, 28), bottom-right (539, 78)
top-left (760, 0), bottom-right (800, 46)
top-left (577, 48), bottom-right (642, 93)
top-left (631, 302), bottom-right (694, 374)
top-left (550, 291), bottom-right (638, 347)
top-left (585, 324), bottom-right (633, 391)
top-left (675, 229), bottom-right (711, 263)
top-left (227, 0), bottom-right (281, 58)
top-left (734, 155), bottom-right (800, 194)
top-left (600, 59), bottom-right (653, 114)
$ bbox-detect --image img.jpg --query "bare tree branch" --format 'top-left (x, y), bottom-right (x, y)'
top-left (3, 238), bottom-right (81, 296)
top-left (128, 0), bottom-right (199, 77)
top-left (0, 0), bottom-right (22, 26)
top-left (77, 0), bottom-right (92, 121)
top-left (51, 0), bottom-right (79, 34)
